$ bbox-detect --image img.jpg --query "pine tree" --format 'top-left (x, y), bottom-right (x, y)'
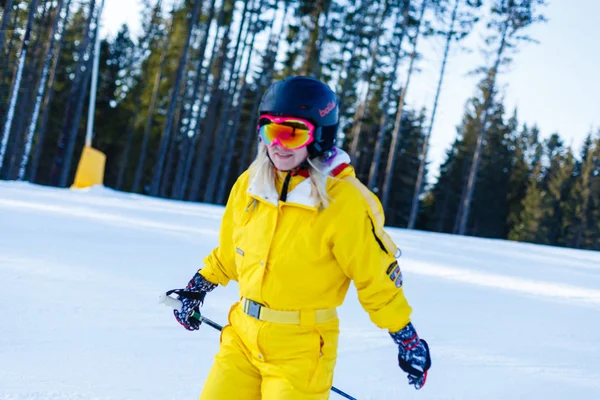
top-left (188, 1), bottom-right (235, 202)
top-left (457, 0), bottom-right (547, 235)
top-left (468, 101), bottom-right (513, 238)
top-left (408, 0), bottom-right (484, 229)
top-left (19, 0), bottom-right (69, 181)
top-left (236, 0), bottom-right (291, 177)
top-left (543, 140), bottom-right (574, 246)
top-left (561, 135), bottom-right (595, 249)
top-left (589, 131), bottom-right (600, 250)
top-left (170, 0), bottom-right (218, 199)
top-left (93, 25), bottom-right (136, 188)
top-left (0, 0), bottom-right (41, 176)
top-left (333, 0), bottom-right (369, 129)
top-left (50, 0), bottom-right (97, 187)
top-left (385, 108), bottom-right (427, 227)
top-left (131, 2), bottom-right (172, 194)
top-left (380, 0), bottom-right (429, 211)
top-left (29, 0), bottom-right (73, 183)
top-left (368, 0), bottom-right (411, 191)
top-left (422, 76), bottom-right (501, 234)
top-left (150, 0), bottom-right (204, 196)
top-left (347, 1), bottom-right (390, 162)
top-left (0, 0), bottom-right (15, 58)
top-left (508, 161), bottom-right (546, 243)
top-left (510, 134), bottom-right (574, 246)
top-left (179, 0), bottom-right (230, 200)
top-left (216, 0), bottom-right (271, 204)
top-left (505, 121), bottom-right (541, 236)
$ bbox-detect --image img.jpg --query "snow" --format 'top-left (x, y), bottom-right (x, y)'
top-left (1, 181), bottom-right (599, 400)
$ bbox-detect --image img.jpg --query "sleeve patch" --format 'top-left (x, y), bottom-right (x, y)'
top-left (386, 261), bottom-right (403, 288)
top-left (386, 261), bottom-right (398, 275)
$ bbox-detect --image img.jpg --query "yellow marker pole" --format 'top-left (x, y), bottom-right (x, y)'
top-left (72, 0), bottom-right (106, 189)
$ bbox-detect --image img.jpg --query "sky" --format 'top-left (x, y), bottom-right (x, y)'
top-left (102, 0), bottom-right (600, 179)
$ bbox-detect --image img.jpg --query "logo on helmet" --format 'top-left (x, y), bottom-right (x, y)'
top-left (319, 100), bottom-right (336, 117)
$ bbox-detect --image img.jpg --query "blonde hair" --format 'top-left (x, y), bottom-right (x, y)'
top-left (249, 144), bottom-right (332, 208)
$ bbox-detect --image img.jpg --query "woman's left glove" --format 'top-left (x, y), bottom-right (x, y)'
top-left (173, 271), bottom-right (217, 331)
top-left (390, 322), bottom-right (431, 389)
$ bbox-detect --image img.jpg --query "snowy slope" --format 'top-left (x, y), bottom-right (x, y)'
top-left (1, 181), bottom-right (599, 400)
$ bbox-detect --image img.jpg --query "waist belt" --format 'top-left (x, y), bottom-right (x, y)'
top-left (242, 298), bottom-right (337, 326)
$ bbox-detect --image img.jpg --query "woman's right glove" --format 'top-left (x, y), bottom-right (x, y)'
top-left (390, 322), bottom-right (431, 389)
top-left (173, 271), bottom-right (217, 331)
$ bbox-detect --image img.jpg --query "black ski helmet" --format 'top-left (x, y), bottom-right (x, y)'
top-left (258, 76), bottom-right (339, 158)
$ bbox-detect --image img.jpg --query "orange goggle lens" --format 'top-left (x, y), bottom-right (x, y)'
top-left (258, 115), bottom-right (314, 150)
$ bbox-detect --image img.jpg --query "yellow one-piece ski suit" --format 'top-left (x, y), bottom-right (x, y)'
top-left (198, 154), bottom-right (413, 399)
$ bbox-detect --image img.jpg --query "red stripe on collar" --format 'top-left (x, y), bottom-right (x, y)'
top-left (331, 163), bottom-right (349, 177)
top-left (288, 163), bottom-right (348, 178)
top-left (290, 168), bottom-right (310, 178)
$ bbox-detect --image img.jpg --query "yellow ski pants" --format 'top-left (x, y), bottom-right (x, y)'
top-left (199, 301), bottom-right (340, 399)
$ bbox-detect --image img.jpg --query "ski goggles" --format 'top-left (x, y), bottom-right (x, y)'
top-left (257, 114), bottom-right (315, 150)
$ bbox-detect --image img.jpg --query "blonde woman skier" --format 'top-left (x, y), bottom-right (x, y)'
top-left (170, 76), bottom-right (432, 399)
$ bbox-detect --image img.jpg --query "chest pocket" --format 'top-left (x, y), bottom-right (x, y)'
top-left (232, 198), bottom-right (256, 273)
top-left (234, 246), bottom-right (245, 272)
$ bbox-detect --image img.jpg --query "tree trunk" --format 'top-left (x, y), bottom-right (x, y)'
top-left (188, 23), bottom-right (232, 202)
top-left (348, 1), bottom-right (389, 161)
top-left (337, 1), bottom-right (367, 121)
top-left (132, 12), bottom-right (175, 194)
top-left (19, 0), bottom-right (67, 181)
top-left (6, 0), bottom-right (54, 179)
top-left (236, 0), bottom-right (288, 177)
top-left (227, 0), bottom-right (251, 91)
top-left (1, 4), bottom-right (21, 92)
top-left (179, 1), bottom-right (228, 200)
top-left (456, 3), bottom-right (510, 235)
top-left (58, 45), bottom-right (94, 186)
top-left (49, 0), bottom-right (96, 186)
top-left (29, 0), bottom-right (72, 183)
top-left (58, 0), bottom-right (105, 187)
top-left (9, 0), bottom-right (51, 173)
top-left (216, 0), bottom-right (265, 204)
top-left (171, 0), bottom-right (217, 199)
top-left (202, 0), bottom-right (252, 203)
top-left (0, 0), bottom-right (40, 175)
top-left (408, 0), bottom-right (460, 229)
top-left (0, 0), bottom-right (14, 62)
top-left (150, 0), bottom-right (203, 196)
top-left (367, 0), bottom-right (411, 191)
top-left (314, 0), bottom-right (333, 78)
top-left (380, 0), bottom-right (427, 212)
top-left (300, 0), bottom-right (326, 76)
top-left (116, 102), bottom-right (141, 190)
top-left (160, 79), bottom-right (188, 197)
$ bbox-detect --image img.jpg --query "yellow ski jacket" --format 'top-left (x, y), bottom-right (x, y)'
top-left (199, 150), bottom-right (412, 332)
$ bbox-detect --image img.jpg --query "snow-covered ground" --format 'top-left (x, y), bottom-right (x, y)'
top-left (1, 181), bottom-right (599, 400)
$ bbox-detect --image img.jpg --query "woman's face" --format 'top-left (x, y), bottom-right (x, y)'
top-left (266, 143), bottom-right (308, 171)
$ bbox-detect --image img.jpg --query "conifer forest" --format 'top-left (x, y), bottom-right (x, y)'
top-left (1, 0), bottom-right (599, 251)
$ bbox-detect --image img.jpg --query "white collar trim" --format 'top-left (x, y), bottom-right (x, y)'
top-left (248, 148), bottom-right (351, 208)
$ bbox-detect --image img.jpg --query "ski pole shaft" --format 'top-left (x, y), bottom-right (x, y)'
top-left (191, 310), bottom-right (223, 331)
top-left (331, 386), bottom-right (357, 400)
top-left (159, 293), bottom-right (222, 330)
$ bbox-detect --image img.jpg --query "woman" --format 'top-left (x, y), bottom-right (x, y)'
top-left (172, 76), bottom-right (431, 399)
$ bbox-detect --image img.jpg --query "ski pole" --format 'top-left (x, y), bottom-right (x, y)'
top-left (159, 290), bottom-right (223, 330)
top-left (331, 386), bottom-right (357, 400)
top-left (159, 291), bottom-right (357, 400)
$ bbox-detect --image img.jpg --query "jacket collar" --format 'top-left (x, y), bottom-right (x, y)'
top-left (248, 147), bottom-right (351, 209)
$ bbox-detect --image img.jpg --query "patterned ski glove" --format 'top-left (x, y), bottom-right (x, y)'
top-left (390, 322), bottom-right (431, 389)
top-left (173, 271), bottom-right (217, 331)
